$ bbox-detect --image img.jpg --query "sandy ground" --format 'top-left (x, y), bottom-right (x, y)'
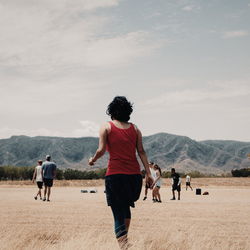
top-left (0, 178), bottom-right (250, 250)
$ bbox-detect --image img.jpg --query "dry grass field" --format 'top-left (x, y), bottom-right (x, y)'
top-left (0, 178), bottom-right (250, 250)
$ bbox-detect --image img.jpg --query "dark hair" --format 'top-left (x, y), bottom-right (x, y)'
top-left (171, 168), bottom-right (175, 172)
top-left (154, 164), bottom-right (162, 176)
top-left (106, 96), bottom-right (133, 122)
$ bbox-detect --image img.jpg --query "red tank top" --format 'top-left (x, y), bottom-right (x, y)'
top-left (105, 121), bottom-right (141, 176)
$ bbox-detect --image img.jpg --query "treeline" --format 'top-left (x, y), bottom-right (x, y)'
top-left (0, 166), bottom-right (107, 181)
top-left (1, 166), bottom-right (243, 181)
top-left (231, 168), bottom-right (250, 177)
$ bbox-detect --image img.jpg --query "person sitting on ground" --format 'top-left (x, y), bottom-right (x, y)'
top-left (171, 168), bottom-right (181, 200)
top-left (88, 96), bottom-right (153, 250)
top-left (32, 160), bottom-right (43, 200)
top-left (185, 174), bottom-right (193, 191)
top-left (41, 155), bottom-right (57, 202)
top-left (143, 161), bottom-right (156, 201)
top-left (152, 164), bottom-right (162, 203)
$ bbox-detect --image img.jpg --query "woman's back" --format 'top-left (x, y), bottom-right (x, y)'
top-left (106, 121), bottom-right (141, 176)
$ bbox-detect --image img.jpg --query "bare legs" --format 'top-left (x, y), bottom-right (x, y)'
top-left (44, 186), bottom-right (47, 200)
top-left (153, 187), bottom-right (161, 202)
top-left (35, 189), bottom-right (42, 198)
top-left (43, 186), bottom-right (51, 201)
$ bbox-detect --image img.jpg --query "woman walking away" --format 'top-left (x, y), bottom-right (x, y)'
top-left (88, 96), bottom-right (153, 249)
top-left (32, 160), bottom-right (43, 200)
top-left (152, 164), bottom-right (162, 203)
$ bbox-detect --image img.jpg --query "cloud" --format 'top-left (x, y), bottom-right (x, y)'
top-left (72, 121), bottom-right (100, 137)
top-left (0, 0), bottom-right (162, 75)
top-left (182, 6), bottom-right (193, 12)
top-left (143, 80), bottom-right (250, 110)
top-left (0, 120), bottom-right (100, 139)
top-left (0, 127), bottom-right (64, 139)
top-left (85, 31), bottom-right (163, 67)
top-left (222, 30), bottom-right (249, 39)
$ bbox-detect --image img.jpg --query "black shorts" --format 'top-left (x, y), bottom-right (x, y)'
top-left (43, 178), bottom-right (53, 187)
top-left (172, 184), bottom-right (181, 192)
top-left (186, 182), bottom-right (190, 186)
top-left (36, 181), bottom-right (43, 189)
top-left (105, 174), bottom-right (142, 208)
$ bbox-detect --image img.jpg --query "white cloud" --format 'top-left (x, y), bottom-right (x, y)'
top-left (72, 121), bottom-right (100, 137)
top-left (143, 80), bottom-right (250, 109)
top-left (0, 120), bottom-right (100, 139)
top-left (85, 31), bottom-right (162, 67)
top-left (0, 127), bottom-right (64, 139)
top-left (0, 0), bottom-right (161, 75)
top-left (222, 30), bottom-right (249, 39)
top-left (182, 6), bottom-right (193, 11)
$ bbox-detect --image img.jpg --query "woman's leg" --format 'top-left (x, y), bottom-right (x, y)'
top-left (124, 205), bottom-right (131, 232)
top-left (156, 187), bottom-right (161, 202)
top-left (111, 204), bottom-right (131, 249)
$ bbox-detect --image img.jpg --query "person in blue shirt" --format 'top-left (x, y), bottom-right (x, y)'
top-left (41, 155), bottom-right (57, 202)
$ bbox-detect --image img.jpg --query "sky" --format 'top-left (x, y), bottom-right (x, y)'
top-left (0, 0), bottom-right (250, 141)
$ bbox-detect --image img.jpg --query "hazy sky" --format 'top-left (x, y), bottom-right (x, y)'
top-left (0, 0), bottom-right (250, 141)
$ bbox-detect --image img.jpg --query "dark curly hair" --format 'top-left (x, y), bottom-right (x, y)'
top-left (106, 96), bottom-right (133, 122)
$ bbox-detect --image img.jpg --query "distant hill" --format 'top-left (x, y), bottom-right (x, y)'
top-left (0, 134), bottom-right (249, 174)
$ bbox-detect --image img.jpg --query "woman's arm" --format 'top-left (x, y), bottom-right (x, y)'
top-left (135, 127), bottom-right (154, 187)
top-left (88, 123), bottom-right (109, 166)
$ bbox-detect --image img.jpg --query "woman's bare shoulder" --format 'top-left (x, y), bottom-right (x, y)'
top-left (101, 121), bottom-right (111, 133)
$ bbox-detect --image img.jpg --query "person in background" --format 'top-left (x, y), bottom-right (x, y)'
top-left (88, 96), bottom-right (153, 250)
top-left (32, 160), bottom-right (43, 200)
top-left (143, 161), bottom-right (156, 201)
top-left (152, 164), bottom-right (162, 203)
top-left (171, 168), bottom-right (181, 200)
top-left (41, 155), bottom-right (57, 202)
top-left (185, 174), bottom-right (193, 191)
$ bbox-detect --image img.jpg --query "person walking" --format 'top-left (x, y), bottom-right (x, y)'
top-left (152, 164), bottom-right (162, 203)
top-left (171, 168), bottom-right (181, 200)
top-left (32, 160), bottom-right (43, 200)
top-left (143, 161), bottom-right (156, 201)
top-left (185, 174), bottom-right (193, 191)
top-left (41, 155), bottom-right (57, 202)
top-left (88, 96), bottom-right (153, 249)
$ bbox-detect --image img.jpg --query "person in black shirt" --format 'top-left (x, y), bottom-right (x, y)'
top-left (171, 168), bottom-right (181, 200)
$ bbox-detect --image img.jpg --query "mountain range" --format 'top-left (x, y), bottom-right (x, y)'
top-left (0, 133), bottom-right (250, 174)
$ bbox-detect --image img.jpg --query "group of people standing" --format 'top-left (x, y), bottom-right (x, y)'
top-left (143, 164), bottom-right (193, 202)
top-left (32, 155), bottom-right (57, 202)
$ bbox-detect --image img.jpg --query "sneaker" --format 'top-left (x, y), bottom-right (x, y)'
top-left (178, 198), bottom-right (180, 200)
top-left (170, 198), bottom-right (176, 200)
top-left (143, 196), bottom-right (147, 201)
top-left (34, 196), bottom-right (37, 200)
top-left (43, 198), bottom-right (46, 201)
top-left (47, 199), bottom-right (50, 202)
top-left (158, 200), bottom-right (162, 203)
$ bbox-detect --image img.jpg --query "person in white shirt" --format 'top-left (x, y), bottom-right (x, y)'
top-left (186, 175), bottom-right (193, 191)
top-left (152, 164), bottom-right (162, 203)
top-left (32, 160), bottom-right (43, 200)
top-left (143, 162), bottom-right (155, 201)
